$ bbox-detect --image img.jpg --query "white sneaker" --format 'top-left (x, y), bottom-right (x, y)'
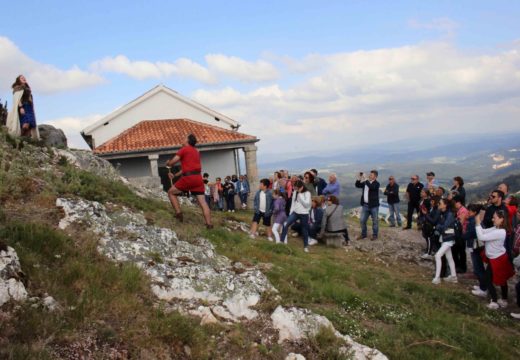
top-left (249, 233), bottom-right (256, 239)
top-left (308, 238), bottom-right (318, 246)
top-left (421, 253), bottom-right (432, 260)
top-left (497, 299), bottom-right (508, 308)
top-left (511, 313), bottom-right (520, 319)
top-left (267, 237), bottom-right (274, 242)
top-left (473, 285), bottom-right (481, 291)
top-left (444, 275), bottom-right (458, 283)
top-left (471, 289), bottom-right (488, 297)
top-left (432, 277), bottom-right (441, 285)
top-left (231, 210), bottom-right (235, 213)
top-left (291, 232), bottom-right (299, 237)
top-left (487, 302), bottom-right (499, 310)
top-left (304, 247), bottom-right (309, 253)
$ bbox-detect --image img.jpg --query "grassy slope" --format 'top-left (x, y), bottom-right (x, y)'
top-left (205, 213), bottom-right (520, 359)
top-left (1, 131), bottom-right (519, 359)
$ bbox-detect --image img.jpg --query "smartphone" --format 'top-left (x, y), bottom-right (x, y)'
top-left (359, 172), bottom-right (364, 176)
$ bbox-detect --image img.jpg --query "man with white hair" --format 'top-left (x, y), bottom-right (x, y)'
top-left (322, 173), bottom-right (340, 198)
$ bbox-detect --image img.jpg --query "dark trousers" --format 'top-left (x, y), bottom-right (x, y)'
top-left (226, 193), bottom-right (235, 211)
top-left (485, 264), bottom-right (508, 302)
top-left (471, 249), bottom-right (487, 291)
top-left (452, 237), bottom-right (467, 273)
top-left (239, 193), bottom-right (248, 205)
top-left (406, 202), bottom-right (420, 228)
top-left (516, 280), bottom-right (520, 307)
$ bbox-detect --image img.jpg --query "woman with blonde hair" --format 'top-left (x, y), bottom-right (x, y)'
top-left (6, 75), bottom-right (39, 139)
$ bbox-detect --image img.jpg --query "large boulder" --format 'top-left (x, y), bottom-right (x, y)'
top-left (38, 124), bottom-right (67, 148)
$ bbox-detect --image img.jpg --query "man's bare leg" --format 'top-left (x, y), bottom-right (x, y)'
top-left (196, 194), bottom-right (212, 226)
top-left (168, 186), bottom-right (182, 216)
top-left (250, 222), bottom-right (258, 236)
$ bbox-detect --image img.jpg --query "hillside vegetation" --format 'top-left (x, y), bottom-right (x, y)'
top-left (1, 129), bottom-right (520, 359)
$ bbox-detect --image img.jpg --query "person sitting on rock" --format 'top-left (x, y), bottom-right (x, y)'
top-left (165, 134), bottom-right (212, 229)
top-left (318, 195), bottom-right (349, 245)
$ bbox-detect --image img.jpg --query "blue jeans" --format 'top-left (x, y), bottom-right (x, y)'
top-left (360, 204), bottom-right (379, 238)
top-left (470, 248), bottom-right (487, 291)
top-left (281, 212), bottom-right (309, 247)
top-left (239, 192), bottom-right (248, 206)
top-left (388, 202), bottom-right (402, 226)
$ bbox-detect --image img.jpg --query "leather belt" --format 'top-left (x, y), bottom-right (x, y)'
top-left (182, 171), bottom-right (201, 177)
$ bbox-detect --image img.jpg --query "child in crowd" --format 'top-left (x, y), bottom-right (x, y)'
top-left (223, 176), bottom-right (236, 212)
top-left (421, 195), bottom-right (440, 259)
top-left (249, 178), bottom-right (273, 241)
top-left (466, 204), bottom-right (488, 297)
top-left (308, 197), bottom-right (324, 246)
top-left (203, 179), bottom-right (211, 207)
top-left (271, 189), bottom-right (287, 244)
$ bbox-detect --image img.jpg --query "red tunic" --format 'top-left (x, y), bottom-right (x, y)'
top-left (174, 145), bottom-right (204, 193)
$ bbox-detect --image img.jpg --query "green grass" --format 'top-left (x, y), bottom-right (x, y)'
top-left (204, 213), bottom-right (520, 360)
top-left (0, 221), bottom-right (219, 359)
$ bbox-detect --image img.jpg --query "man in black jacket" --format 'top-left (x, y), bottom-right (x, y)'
top-left (405, 175), bottom-right (424, 229)
top-left (483, 190), bottom-right (508, 228)
top-left (355, 170), bottom-right (380, 240)
top-left (384, 176), bottom-right (401, 227)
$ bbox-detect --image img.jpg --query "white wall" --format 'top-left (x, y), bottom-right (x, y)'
top-left (156, 149), bottom-right (237, 180)
top-left (91, 90), bottom-right (231, 147)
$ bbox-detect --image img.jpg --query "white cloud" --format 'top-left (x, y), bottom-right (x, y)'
top-left (90, 53), bottom-right (279, 83)
top-left (44, 114), bottom-right (104, 149)
top-left (91, 55), bottom-right (216, 84)
top-left (205, 54), bottom-right (279, 82)
top-left (408, 17), bottom-right (459, 35)
top-left (191, 41), bottom-right (520, 153)
top-left (0, 37), bottom-right (104, 94)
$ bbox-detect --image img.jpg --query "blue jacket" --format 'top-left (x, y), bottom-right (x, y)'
top-left (237, 179), bottom-right (250, 194)
top-left (462, 216), bottom-right (478, 249)
top-left (253, 189), bottom-right (273, 216)
top-left (435, 210), bottom-right (455, 242)
top-left (310, 207), bottom-right (324, 229)
top-left (315, 177), bottom-right (328, 195)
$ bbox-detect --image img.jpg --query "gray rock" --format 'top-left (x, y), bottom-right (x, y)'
top-left (57, 197), bottom-right (276, 323)
top-left (38, 124), bottom-right (67, 148)
top-left (271, 306), bottom-right (387, 360)
top-left (0, 247), bottom-right (28, 307)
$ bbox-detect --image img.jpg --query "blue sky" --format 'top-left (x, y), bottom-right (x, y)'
top-left (1, 1), bottom-right (520, 157)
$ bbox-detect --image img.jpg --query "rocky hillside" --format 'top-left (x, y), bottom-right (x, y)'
top-left (2, 128), bottom-right (520, 360)
top-left (0, 129), bottom-right (385, 359)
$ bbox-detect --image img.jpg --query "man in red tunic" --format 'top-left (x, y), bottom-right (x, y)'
top-left (165, 134), bottom-right (213, 229)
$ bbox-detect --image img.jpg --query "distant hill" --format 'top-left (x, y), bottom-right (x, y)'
top-left (259, 132), bottom-right (520, 209)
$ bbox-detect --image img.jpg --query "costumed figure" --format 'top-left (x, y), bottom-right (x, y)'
top-left (6, 75), bottom-right (40, 140)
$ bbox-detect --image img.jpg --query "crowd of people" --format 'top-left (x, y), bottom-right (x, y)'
top-left (198, 168), bottom-right (520, 319)
top-left (380, 172), bottom-right (520, 319)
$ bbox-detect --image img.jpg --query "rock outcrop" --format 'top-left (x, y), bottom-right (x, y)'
top-left (38, 124), bottom-right (67, 148)
top-left (56, 197), bottom-right (387, 358)
top-left (0, 246), bottom-right (28, 307)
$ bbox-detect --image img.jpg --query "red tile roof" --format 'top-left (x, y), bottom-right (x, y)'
top-left (94, 119), bottom-right (257, 155)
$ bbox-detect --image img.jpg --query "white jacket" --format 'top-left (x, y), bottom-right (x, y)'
top-left (290, 191), bottom-right (311, 215)
top-left (476, 225), bottom-right (506, 259)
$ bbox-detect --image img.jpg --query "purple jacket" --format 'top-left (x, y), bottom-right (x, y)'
top-left (273, 197), bottom-right (287, 224)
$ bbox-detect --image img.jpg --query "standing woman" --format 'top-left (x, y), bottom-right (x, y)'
top-left (451, 176), bottom-right (466, 205)
top-left (432, 198), bottom-right (458, 284)
top-left (476, 210), bottom-right (515, 309)
top-left (6, 75), bottom-right (40, 139)
top-left (281, 180), bottom-right (312, 252)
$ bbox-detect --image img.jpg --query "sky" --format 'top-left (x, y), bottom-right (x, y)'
top-left (1, 1), bottom-right (520, 159)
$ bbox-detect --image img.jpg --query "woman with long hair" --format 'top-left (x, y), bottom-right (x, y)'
top-left (6, 75), bottom-right (39, 139)
top-left (432, 198), bottom-right (458, 285)
top-left (476, 210), bottom-right (515, 309)
top-left (280, 180), bottom-right (312, 252)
